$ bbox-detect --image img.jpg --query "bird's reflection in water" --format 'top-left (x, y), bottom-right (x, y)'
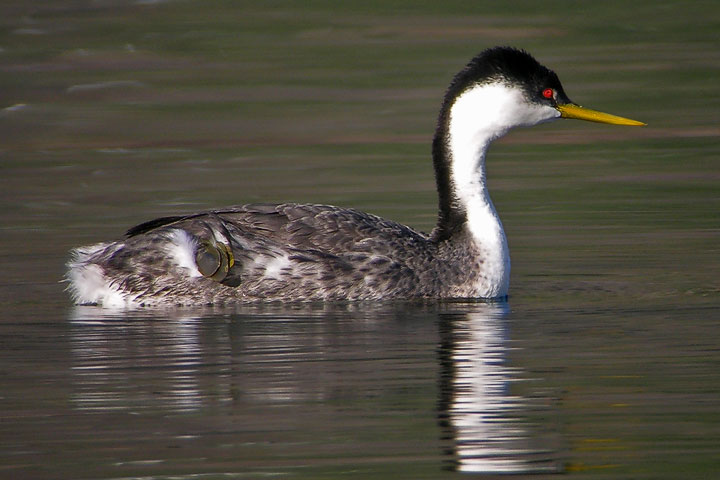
top-left (69, 307), bottom-right (211, 412)
top-left (438, 302), bottom-right (561, 473)
top-left (69, 302), bottom-right (560, 473)
top-left (69, 304), bottom-right (343, 413)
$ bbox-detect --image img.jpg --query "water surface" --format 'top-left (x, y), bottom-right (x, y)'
top-left (1, 1), bottom-right (719, 479)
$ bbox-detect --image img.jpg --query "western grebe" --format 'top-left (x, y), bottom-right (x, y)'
top-left (67, 46), bottom-right (644, 307)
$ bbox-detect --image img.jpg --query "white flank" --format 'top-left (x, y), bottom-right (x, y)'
top-left (262, 254), bottom-right (291, 279)
top-left (166, 229), bottom-right (202, 277)
top-left (447, 84), bottom-right (560, 298)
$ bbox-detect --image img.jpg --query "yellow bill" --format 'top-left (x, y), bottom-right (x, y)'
top-left (557, 103), bottom-right (646, 126)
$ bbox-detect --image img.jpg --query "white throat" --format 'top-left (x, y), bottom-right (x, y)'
top-left (446, 83), bottom-right (559, 297)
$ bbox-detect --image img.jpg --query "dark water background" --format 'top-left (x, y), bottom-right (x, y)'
top-left (1, 1), bottom-right (719, 478)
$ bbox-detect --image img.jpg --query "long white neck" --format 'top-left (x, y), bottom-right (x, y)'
top-left (433, 82), bottom-right (560, 297)
top-left (446, 85), bottom-right (532, 298)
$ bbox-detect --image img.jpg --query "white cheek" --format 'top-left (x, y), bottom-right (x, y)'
top-left (450, 84), bottom-right (561, 137)
top-left (508, 101), bottom-right (560, 127)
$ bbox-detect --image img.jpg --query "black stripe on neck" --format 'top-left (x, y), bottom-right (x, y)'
top-left (430, 99), bottom-right (467, 243)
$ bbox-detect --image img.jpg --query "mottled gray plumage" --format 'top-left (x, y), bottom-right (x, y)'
top-left (69, 203), bottom-right (485, 306)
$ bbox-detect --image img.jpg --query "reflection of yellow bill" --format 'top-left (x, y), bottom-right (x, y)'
top-left (557, 104), bottom-right (646, 126)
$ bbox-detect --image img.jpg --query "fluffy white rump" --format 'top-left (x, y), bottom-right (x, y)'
top-left (66, 243), bottom-right (135, 308)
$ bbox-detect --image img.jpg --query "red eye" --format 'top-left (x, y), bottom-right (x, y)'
top-left (542, 88), bottom-right (554, 99)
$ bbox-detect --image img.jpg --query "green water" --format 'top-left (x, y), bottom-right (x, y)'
top-left (1, 1), bottom-right (719, 478)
